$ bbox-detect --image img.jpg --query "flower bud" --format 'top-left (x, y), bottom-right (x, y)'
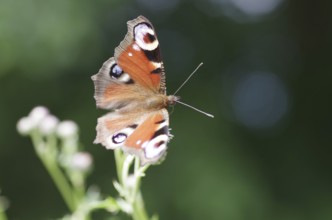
top-left (17, 116), bottom-right (34, 135)
top-left (70, 152), bottom-right (93, 172)
top-left (29, 106), bottom-right (49, 126)
top-left (39, 115), bottom-right (59, 135)
top-left (56, 120), bottom-right (78, 138)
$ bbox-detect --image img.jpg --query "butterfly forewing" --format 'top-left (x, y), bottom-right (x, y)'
top-left (92, 57), bottom-right (144, 110)
top-left (115, 16), bottom-right (166, 94)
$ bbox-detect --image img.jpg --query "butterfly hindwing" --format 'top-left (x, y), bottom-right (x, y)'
top-left (94, 109), bottom-right (170, 165)
top-left (124, 109), bottom-right (169, 165)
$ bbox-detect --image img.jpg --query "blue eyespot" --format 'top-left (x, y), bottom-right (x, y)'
top-left (112, 132), bottom-right (127, 144)
top-left (110, 64), bottom-right (123, 78)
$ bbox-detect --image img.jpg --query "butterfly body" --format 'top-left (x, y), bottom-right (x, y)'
top-left (92, 16), bottom-right (179, 165)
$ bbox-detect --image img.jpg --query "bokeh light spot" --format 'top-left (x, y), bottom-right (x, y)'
top-left (232, 72), bottom-right (289, 129)
top-left (205, 0), bottom-right (284, 22)
top-left (230, 0), bottom-right (283, 16)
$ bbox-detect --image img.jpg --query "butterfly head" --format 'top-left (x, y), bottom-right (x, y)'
top-left (167, 95), bottom-right (180, 106)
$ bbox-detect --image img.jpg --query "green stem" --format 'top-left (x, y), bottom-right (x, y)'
top-left (43, 159), bottom-right (76, 211)
top-left (132, 191), bottom-right (149, 220)
top-left (114, 152), bottom-right (151, 220)
top-left (72, 197), bottom-right (119, 220)
top-left (89, 197), bottom-right (119, 211)
top-left (114, 149), bottom-right (124, 184)
top-left (30, 131), bottom-right (75, 212)
top-left (132, 162), bottom-right (150, 220)
top-left (67, 170), bottom-right (86, 206)
top-left (132, 160), bottom-right (149, 203)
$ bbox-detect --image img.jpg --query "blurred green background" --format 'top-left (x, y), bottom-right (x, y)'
top-left (1, 0), bottom-right (332, 219)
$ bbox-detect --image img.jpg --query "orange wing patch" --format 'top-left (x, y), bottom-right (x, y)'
top-left (117, 42), bottom-right (161, 92)
top-left (125, 111), bottom-right (167, 149)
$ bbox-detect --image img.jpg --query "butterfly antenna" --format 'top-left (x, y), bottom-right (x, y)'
top-left (173, 62), bottom-right (204, 95)
top-left (175, 100), bottom-right (214, 118)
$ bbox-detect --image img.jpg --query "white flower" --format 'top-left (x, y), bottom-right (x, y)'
top-left (70, 152), bottom-right (93, 172)
top-left (17, 106), bottom-right (50, 135)
top-left (39, 115), bottom-right (59, 135)
top-left (28, 106), bottom-right (49, 126)
top-left (17, 116), bottom-right (35, 135)
top-left (56, 120), bottom-right (78, 138)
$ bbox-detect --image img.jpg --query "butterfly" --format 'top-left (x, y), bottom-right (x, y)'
top-left (91, 16), bottom-right (180, 165)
